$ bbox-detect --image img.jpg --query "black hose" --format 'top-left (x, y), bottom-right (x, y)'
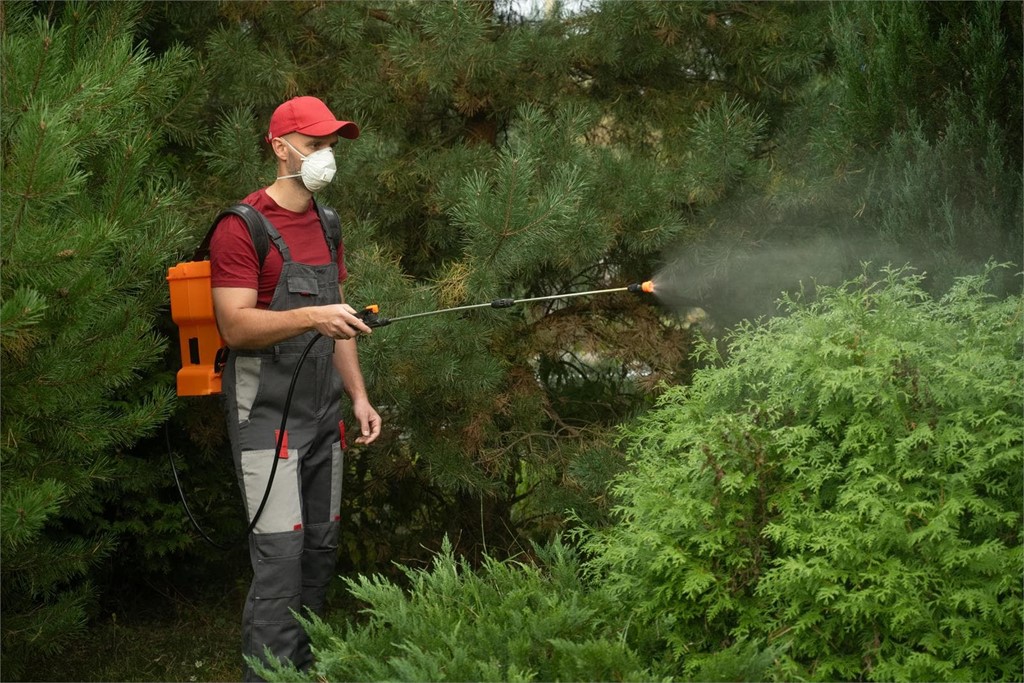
top-left (174, 283), bottom-right (651, 546)
top-left (170, 332), bottom-right (322, 547)
top-left (166, 424), bottom-right (228, 550)
top-left (245, 332), bottom-right (322, 535)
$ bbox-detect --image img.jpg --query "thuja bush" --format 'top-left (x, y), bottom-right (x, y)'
top-left (586, 264), bottom-right (1023, 681)
top-left (255, 537), bottom-right (660, 682)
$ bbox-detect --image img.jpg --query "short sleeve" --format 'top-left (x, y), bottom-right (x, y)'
top-left (210, 214), bottom-right (260, 289)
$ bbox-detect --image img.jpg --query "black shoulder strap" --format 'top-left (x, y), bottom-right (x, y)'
top-left (314, 202), bottom-right (342, 260)
top-left (194, 202), bottom-right (340, 265)
top-left (193, 203), bottom-right (272, 267)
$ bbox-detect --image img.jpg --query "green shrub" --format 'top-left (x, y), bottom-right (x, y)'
top-left (255, 537), bottom-right (657, 682)
top-left (586, 265), bottom-right (1023, 681)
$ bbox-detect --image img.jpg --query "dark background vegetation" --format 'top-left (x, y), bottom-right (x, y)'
top-left (2, 1), bottom-right (1021, 680)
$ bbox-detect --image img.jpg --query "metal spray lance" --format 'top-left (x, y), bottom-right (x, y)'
top-left (174, 280), bottom-right (657, 546)
top-left (354, 280), bottom-right (656, 327)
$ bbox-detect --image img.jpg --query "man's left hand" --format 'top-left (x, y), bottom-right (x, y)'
top-left (352, 400), bottom-right (381, 445)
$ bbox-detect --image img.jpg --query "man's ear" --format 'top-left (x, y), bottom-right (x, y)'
top-left (269, 137), bottom-right (290, 163)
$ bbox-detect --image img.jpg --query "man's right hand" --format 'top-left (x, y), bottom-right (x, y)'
top-left (213, 287), bottom-right (373, 349)
top-left (308, 303), bottom-right (373, 340)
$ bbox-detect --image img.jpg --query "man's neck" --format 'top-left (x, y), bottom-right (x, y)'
top-left (266, 179), bottom-right (313, 213)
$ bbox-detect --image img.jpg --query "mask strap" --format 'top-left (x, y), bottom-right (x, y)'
top-left (278, 137), bottom-right (307, 160)
top-left (276, 137), bottom-right (305, 181)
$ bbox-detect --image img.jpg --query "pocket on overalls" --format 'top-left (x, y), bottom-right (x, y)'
top-left (241, 446), bottom-right (302, 534)
top-left (233, 356), bottom-right (263, 425)
top-left (287, 276), bottom-right (320, 297)
top-left (251, 531), bottom-right (303, 625)
top-left (314, 355), bottom-right (344, 419)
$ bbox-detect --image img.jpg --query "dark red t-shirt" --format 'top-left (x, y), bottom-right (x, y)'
top-left (210, 188), bottom-right (347, 309)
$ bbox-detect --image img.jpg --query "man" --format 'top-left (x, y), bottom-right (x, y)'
top-left (210, 95), bottom-right (381, 680)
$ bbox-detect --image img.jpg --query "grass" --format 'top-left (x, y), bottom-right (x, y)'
top-left (20, 551), bottom-right (372, 683)
top-left (23, 574), bottom-right (247, 682)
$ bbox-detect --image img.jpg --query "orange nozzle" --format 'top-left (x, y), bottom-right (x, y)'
top-left (365, 304), bottom-right (379, 314)
top-left (641, 281), bottom-right (655, 294)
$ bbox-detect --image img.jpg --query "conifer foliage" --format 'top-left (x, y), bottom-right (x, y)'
top-left (260, 267), bottom-right (1021, 682)
top-left (148, 0), bottom-right (820, 569)
top-left (0, 2), bottom-right (203, 673)
top-left (588, 266), bottom-right (1023, 681)
top-left (256, 537), bottom-right (656, 683)
top-left (1, 1), bottom-right (1020, 678)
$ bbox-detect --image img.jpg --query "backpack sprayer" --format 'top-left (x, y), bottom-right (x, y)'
top-left (167, 274), bottom-right (656, 545)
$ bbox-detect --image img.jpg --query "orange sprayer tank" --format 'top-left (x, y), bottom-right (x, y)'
top-left (167, 260), bottom-right (226, 396)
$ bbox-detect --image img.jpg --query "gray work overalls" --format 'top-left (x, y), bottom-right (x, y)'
top-left (221, 217), bottom-right (344, 681)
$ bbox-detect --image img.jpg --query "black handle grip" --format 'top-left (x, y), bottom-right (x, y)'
top-left (356, 306), bottom-right (391, 328)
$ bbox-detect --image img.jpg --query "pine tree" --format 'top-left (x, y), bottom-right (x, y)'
top-left (0, 2), bottom-right (204, 672)
top-left (830, 1), bottom-right (1023, 292)
top-left (141, 0), bottom-right (829, 570)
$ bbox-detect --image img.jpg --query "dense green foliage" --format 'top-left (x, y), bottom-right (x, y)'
top-left (257, 537), bottom-right (656, 682)
top-left (284, 266), bottom-right (1019, 683)
top-left (666, 1), bottom-right (1022, 323)
top-left (588, 266), bottom-right (1023, 681)
top-left (0, 2), bottom-right (205, 675)
top-left (266, 266), bottom-right (1021, 682)
top-left (1, 0), bottom-right (1020, 678)
top-left (258, 537), bottom-right (785, 683)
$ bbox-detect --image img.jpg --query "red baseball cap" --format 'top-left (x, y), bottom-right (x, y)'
top-left (266, 96), bottom-right (360, 142)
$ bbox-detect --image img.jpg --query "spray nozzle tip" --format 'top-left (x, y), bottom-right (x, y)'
top-left (628, 281), bottom-right (655, 294)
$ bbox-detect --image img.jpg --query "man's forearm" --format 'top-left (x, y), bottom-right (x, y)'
top-left (334, 338), bottom-right (369, 403)
top-left (217, 305), bottom-right (318, 349)
top-left (334, 337), bottom-right (381, 444)
top-left (213, 287), bottom-right (371, 349)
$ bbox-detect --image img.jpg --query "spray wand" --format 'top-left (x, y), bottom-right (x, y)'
top-left (255, 281), bottom-right (655, 535)
top-left (355, 280), bottom-right (655, 328)
top-left (178, 280), bottom-right (656, 547)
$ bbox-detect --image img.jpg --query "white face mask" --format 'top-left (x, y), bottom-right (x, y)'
top-left (277, 138), bottom-right (336, 192)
